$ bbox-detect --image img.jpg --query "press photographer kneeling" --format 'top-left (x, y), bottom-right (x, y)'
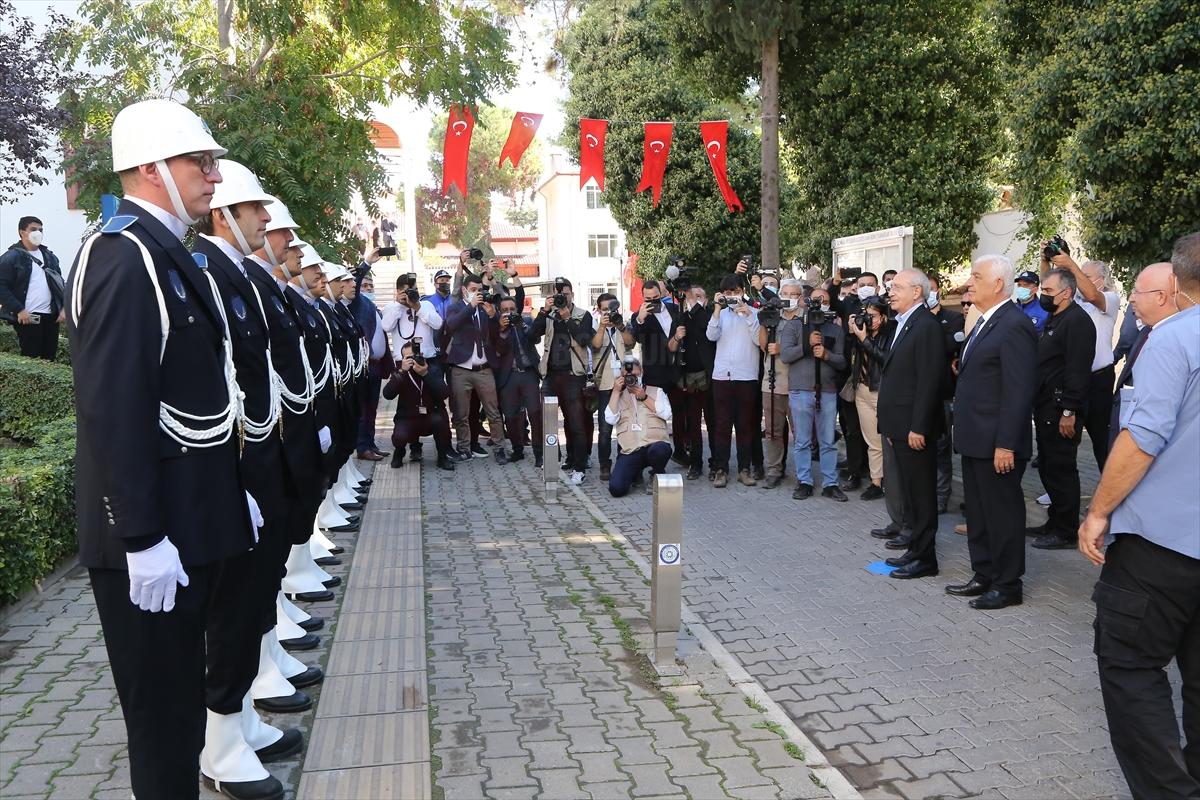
top-left (381, 341), bottom-right (456, 471)
top-left (605, 355), bottom-right (674, 497)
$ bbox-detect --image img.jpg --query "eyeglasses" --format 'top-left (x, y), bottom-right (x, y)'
top-left (177, 152), bottom-right (218, 175)
top-left (1130, 288), bottom-right (1166, 297)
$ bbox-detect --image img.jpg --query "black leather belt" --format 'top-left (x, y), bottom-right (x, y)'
top-left (454, 364), bottom-right (487, 372)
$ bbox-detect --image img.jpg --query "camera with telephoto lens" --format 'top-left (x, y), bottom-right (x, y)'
top-left (622, 355), bottom-right (640, 389)
top-left (758, 295), bottom-right (783, 330)
top-left (802, 296), bottom-right (828, 326)
top-left (1042, 234), bottom-right (1070, 261)
top-left (403, 287), bottom-right (420, 306)
top-left (605, 299), bottom-right (623, 327)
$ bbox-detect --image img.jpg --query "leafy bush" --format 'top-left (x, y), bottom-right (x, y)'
top-left (0, 325), bottom-right (71, 363)
top-left (0, 353), bottom-right (74, 439)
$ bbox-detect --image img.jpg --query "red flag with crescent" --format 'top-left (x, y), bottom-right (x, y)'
top-left (636, 122), bottom-right (673, 208)
top-left (579, 118), bottom-right (608, 190)
top-left (700, 121), bottom-right (743, 212)
top-left (440, 105), bottom-right (475, 197)
top-left (499, 112), bottom-right (543, 169)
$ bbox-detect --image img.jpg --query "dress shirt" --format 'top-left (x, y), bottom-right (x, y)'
top-left (1108, 305), bottom-right (1200, 558)
top-left (705, 305), bottom-right (761, 381)
top-left (961, 300), bottom-right (1004, 363)
top-left (604, 387), bottom-right (673, 425)
top-left (198, 234), bottom-right (249, 275)
top-left (380, 299), bottom-right (443, 359)
top-left (125, 195), bottom-right (188, 241)
top-left (652, 305), bottom-right (674, 338)
top-left (891, 303), bottom-right (919, 347)
top-left (1078, 289), bottom-right (1120, 370)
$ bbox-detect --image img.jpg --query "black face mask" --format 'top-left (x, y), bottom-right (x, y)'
top-left (436, 284), bottom-right (450, 296)
top-left (1038, 293), bottom-right (1059, 312)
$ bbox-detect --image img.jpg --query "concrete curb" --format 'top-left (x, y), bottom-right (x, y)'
top-left (564, 480), bottom-right (864, 800)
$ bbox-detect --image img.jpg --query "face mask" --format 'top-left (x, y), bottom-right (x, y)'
top-left (926, 292), bottom-right (939, 308)
top-left (27, 230), bottom-right (44, 247)
top-left (1038, 293), bottom-right (1059, 312)
top-left (361, 292), bottom-right (375, 303)
top-left (1014, 286), bottom-right (1032, 302)
top-left (436, 284), bottom-right (450, 295)
top-left (821, 304), bottom-right (831, 313)
top-left (857, 286), bottom-right (877, 300)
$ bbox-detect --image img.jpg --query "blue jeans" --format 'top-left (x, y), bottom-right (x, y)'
top-left (789, 391), bottom-right (838, 488)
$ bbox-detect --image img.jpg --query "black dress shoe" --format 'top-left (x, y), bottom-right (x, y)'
top-left (253, 689), bottom-right (312, 714)
top-left (390, 453), bottom-right (404, 469)
top-left (1025, 524), bottom-right (1047, 538)
top-left (885, 536), bottom-right (913, 550)
top-left (203, 773), bottom-right (284, 800)
top-left (255, 727), bottom-right (304, 762)
top-left (340, 502), bottom-right (364, 511)
top-left (324, 523), bottom-right (360, 533)
top-left (890, 561), bottom-right (939, 580)
top-left (321, 575), bottom-right (342, 588)
top-left (822, 486), bottom-right (849, 502)
top-left (286, 665), bottom-right (324, 689)
top-left (970, 589), bottom-right (1023, 610)
top-left (314, 556), bottom-right (342, 567)
top-left (436, 455), bottom-right (456, 471)
top-left (510, 449), bottom-right (526, 463)
top-left (372, 447), bottom-right (390, 458)
top-left (686, 465), bottom-right (702, 480)
top-left (885, 553), bottom-right (915, 568)
top-left (279, 632), bottom-right (320, 650)
top-left (1031, 532), bottom-right (1075, 550)
top-left (870, 527), bottom-right (900, 539)
top-left (534, 455), bottom-right (544, 469)
top-left (860, 484), bottom-right (885, 501)
top-left (286, 589), bottom-right (334, 603)
top-left (792, 482), bottom-right (813, 499)
top-left (839, 474), bottom-right (862, 492)
top-left (945, 578), bottom-right (991, 597)
top-left (297, 614), bottom-right (324, 631)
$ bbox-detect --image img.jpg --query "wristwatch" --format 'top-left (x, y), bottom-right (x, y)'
top-left (1061, 410), bottom-right (1074, 418)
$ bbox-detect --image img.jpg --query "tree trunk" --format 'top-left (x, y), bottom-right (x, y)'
top-left (760, 35), bottom-right (780, 273)
top-left (217, 0), bottom-right (233, 50)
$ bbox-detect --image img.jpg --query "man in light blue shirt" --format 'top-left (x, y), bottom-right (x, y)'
top-left (1078, 233), bottom-right (1200, 800)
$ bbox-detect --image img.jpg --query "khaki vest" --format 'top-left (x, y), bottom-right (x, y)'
top-left (539, 305), bottom-right (591, 377)
top-left (613, 392), bottom-right (671, 454)
top-left (592, 328), bottom-right (627, 391)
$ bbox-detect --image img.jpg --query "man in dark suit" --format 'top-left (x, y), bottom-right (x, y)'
top-left (876, 269), bottom-right (947, 579)
top-left (949, 255), bottom-right (1038, 609)
top-left (444, 273), bottom-right (506, 459)
top-left (65, 100), bottom-right (275, 800)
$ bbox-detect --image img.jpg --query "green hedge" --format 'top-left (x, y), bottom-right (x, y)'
top-left (0, 324), bottom-right (71, 363)
top-left (0, 353), bottom-right (77, 605)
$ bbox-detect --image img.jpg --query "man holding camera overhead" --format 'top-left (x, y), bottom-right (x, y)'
top-left (531, 277), bottom-right (595, 484)
top-left (605, 355), bottom-right (674, 497)
top-left (444, 273), bottom-right (507, 462)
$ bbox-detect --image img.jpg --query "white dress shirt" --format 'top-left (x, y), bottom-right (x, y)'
top-left (1078, 289), bottom-right (1120, 371)
top-left (604, 386), bottom-right (673, 425)
top-left (961, 301), bottom-right (1003, 362)
top-left (198, 234), bottom-right (248, 275)
top-left (125, 195), bottom-right (188, 241)
top-left (891, 304), bottom-right (919, 347)
top-left (380, 299), bottom-right (443, 359)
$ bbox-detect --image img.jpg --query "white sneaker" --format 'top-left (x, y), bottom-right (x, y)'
top-left (1037, 493), bottom-right (1051, 506)
top-left (570, 470), bottom-right (584, 485)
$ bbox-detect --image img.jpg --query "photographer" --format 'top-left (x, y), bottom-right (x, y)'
top-left (758, 280), bottom-right (803, 488)
top-left (382, 272), bottom-right (449, 463)
top-left (495, 294), bottom-right (543, 468)
top-left (828, 270), bottom-right (881, 488)
top-left (780, 286), bottom-right (848, 501)
top-left (605, 356), bottom-right (673, 498)
top-left (530, 277), bottom-right (595, 483)
top-left (848, 297), bottom-right (894, 501)
top-left (444, 274), bottom-right (508, 461)
top-left (674, 286), bottom-right (715, 480)
top-left (706, 275), bottom-right (761, 488)
top-left (590, 293), bottom-right (628, 481)
top-left (381, 342), bottom-right (456, 471)
top-left (627, 280), bottom-right (682, 391)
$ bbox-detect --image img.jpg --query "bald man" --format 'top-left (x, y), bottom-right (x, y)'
top-left (1109, 263), bottom-right (1174, 449)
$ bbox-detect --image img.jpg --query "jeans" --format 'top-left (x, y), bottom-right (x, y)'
top-left (789, 390), bottom-right (838, 487)
top-left (609, 441), bottom-right (672, 497)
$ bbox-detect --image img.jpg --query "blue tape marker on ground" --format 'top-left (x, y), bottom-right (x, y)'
top-left (865, 560), bottom-right (898, 575)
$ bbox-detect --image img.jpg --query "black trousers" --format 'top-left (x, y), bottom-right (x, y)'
top-left (548, 372), bottom-right (589, 470)
top-left (935, 400), bottom-right (954, 506)
top-left (675, 374), bottom-right (711, 470)
top-left (1035, 406), bottom-right (1083, 538)
top-left (710, 379), bottom-right (758, 473)
top-left (1094, 534), bottom-right (1200, 799)
top-left (91, 553), bottom-right (259, 800)
top-left (13, 316), bottom-right (59, 360)
top-left (499, 371), bottom-right (543, 454)
top-left (838, 395), bottom-right (868, 479)
top-left (1085, 365), bottom-right (1115, 470)
top-left (891, 437), bottom-right (938, 565)
top-left (962, 455), bottom-right (1027, 594)
top-left (609, 441), bottom-right (672, 497)
top-left (391, 410), bottom-right (451, 453)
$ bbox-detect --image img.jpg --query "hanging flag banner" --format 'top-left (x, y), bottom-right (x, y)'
top-left (441, 104), bottom-right (476, 197)
top-left (579, 118), bottom-right (608, 190)
top-left (499, 112), bottom-right (543, 169)
top-left (700, 120), bottom-right (743, 213)
top-left (635, 122), bottom-right (673, 208)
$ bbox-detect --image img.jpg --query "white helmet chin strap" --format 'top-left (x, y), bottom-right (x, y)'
top-left (263, 237), bottom-right (279, 267)
top-left (156, 160), bottom-right (198, 225)
top-left (220, 207), bottom-right (255, 256)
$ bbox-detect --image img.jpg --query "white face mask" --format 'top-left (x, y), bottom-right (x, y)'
top-left (26, 230), bottom-right (44, 247)
top-left (926, 292), bottom-right (939, 308)
top-left (857, 285), bottom-right (877, 300)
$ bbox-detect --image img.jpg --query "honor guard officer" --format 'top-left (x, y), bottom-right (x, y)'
top-left (65, 99), bottom-right (267, 800)
top-left (318, 264), bottom-right (358, 477)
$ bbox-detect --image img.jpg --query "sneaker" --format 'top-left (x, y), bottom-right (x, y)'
top-left (1036, 492), bottom-right (1050, 506)
top-left (762, 474), bottom-right (781, 489)
top-left (839, 474), bottom-right (862, 492)
top-left (712, 470), bottom-right (728, 488)
top-left (822, 485), bottom-right (849, 502)
top-left (792, 482), bottom-right (813, 500)
top-left (509, 448), bottom-right (526, 463)
top-left (494, 448), bottom-right (509, 465)
top-left (534, 454), bottom-right (544, 469)
top-left (570, 470), bottom-right (584, 485)
top-left (860, 483), bottom-right (885, 501)
top-left (686, 465), bottom-right (702, 480)
top-left (450, 450), bottom-right (471, 463)
top-left (471, 443), bottom-right (489, 458)
top-left (737, 469), bottom-right (758, 487)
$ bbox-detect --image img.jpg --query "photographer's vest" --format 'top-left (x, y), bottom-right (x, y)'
top-left (592, 328), bottom-right (627, 391)
top-left (540, 305), bottom-right (591, 377)
top-left (614, 392), bottom-right (670, 455)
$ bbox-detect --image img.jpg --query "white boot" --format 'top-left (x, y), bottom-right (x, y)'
top-left (251, 633), bottom-right (301, 701)
top-left (240, 693), bottom-right (284, 751)
top-left (266, 627), bottom-right (310, 680)
top-left (346, 458), bottom-right (367, 484)
top-left (316, 494), bottom-right (352, 529)
top-left (281, 544), bottom-right (329, 596)
top-left (331, 471), bottom-right (359, 505)
top-left (309, 533), bottom-right (335, 562)
top-left (277, 591), bottom-right (312, 626)
top-left (276, 604), bottom-right (310, 642)
top-left (200, 709), bottom-right (269, 782)
top-left (310, 528), bottom-right (338, 553)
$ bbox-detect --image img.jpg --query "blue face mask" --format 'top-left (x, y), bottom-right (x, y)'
top-left (361, 292), bottom-right (375, 303)
top-left (1014, 286), bottom-right (1032, 302)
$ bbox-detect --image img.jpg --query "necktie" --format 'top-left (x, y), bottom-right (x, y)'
top-left (474, 310), bottom-right (483, 357)
top-left (961, 315), bottom-right (984, 363)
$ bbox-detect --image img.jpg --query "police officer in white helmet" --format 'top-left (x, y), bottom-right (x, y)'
top-left (65, 99), bottom-right (271, 799)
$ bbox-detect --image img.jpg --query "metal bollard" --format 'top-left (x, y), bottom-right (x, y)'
top-left (542, 396), bottom-right (560, 502)
top-left (650, 473), bottom-right (684, 666)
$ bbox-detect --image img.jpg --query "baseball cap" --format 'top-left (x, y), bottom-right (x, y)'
top-left (434, 269), bottom-right (452, 280)
top-left (1015, 270), bottom-right (1040, 284)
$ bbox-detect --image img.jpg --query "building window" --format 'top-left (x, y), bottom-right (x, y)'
top-left (585, 184), bottom-right (606, 209)
top-left (588, 283), bottom-right (618, 308)
top-left (588, 234), bottom-right (618, 259)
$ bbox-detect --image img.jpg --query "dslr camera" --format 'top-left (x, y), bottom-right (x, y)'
top-left (802, 296), bottom-right (829, 326)
top-left (605, 299), bottom-right (623, 327)
top-left (714, 294), bottom-right (740, 308)
top-left (552, 277), bottom-right (570, 309)
top-left (403, 287), bottom-right (420, 306)
top-left (1042, 234), bottom-right (1070, 261)
top-left (621, 355), bottom-right (640, 389)
top-left (758, 295), bottom-right (783, 330)
top-left (504, 311), bottom-right (523, 329)
top-left (411, 336), bottom-right (426, 366)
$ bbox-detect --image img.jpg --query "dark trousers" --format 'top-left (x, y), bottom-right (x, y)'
top-left (609, 441), bottom-right (672, 497)
top-left (1035, 407), bottom-right (1083, 538)
top-left (595, 389), bottom-right (614, 466)
top-left (13, 316), bottom-right (59, 360)
top-left (892, 437), bottom-right (938, 564)
top-left (710, 379), bottom-right (758, 473)
top-left (500, 371), bottom-right (543, 454)
top-left (1085, 365), bottom-right (1115, 470)
top-left (750, 389), bottom-right (764, 469)
top-left (882, 435), bottom-right (912, 535)
top-left (91, 553), bottom-right (259, 800)
top-left (548, 372), bottom-right (590, 470)
top-left (962, 455), bottom-right (1027, 594)
top-left (391, 409), bottom-right (451, 453)
top-left (356, 373), bottom-right (382, 453)
top-left (1094, 534), bottom-right (1200, 799)
top-left (838, 395), bottom-right (868, 479)
top-left (676, 374), bottom-right (711, 470)
top-left (935, 400), bottom-right (954, 507)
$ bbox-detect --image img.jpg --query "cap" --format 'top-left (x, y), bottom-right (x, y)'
top-left (111, 99), bottom-right (226, 172)
top-left (434, 269), bottom-right (452, 280)
top-left (209, 160), bottom-right (274, 210)
top-left (1015, 270), bottom-right (1040, 284)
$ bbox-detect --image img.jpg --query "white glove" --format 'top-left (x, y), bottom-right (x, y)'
top-left (246, 491), bottom-right (264, 543)
top-left (317, 426), bottom-right (332, 453)
top-left (126, 538), bottom-right (189, 613)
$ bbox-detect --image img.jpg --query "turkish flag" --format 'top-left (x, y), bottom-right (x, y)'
top-left (440, 105), bottom-right (475, 197)
top-left (700, 121), bottom-right (743, 212)
top-left (579, 118), bottom-right (608, 190)
top-left (499, 112), bottom-right (543, 169)
top-left (635, 122), bottom-right (673, 208)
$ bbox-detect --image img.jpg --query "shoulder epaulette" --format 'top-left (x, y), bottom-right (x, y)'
top-left (192, 253), bottom-right (209, 270)
top-left (100, 215), bottom-right (138, 234)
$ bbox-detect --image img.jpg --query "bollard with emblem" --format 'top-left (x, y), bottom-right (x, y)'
top-left (651, 473), bottom-right (684, 666)
top-left (542, 396), bottom-right (560, 502)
